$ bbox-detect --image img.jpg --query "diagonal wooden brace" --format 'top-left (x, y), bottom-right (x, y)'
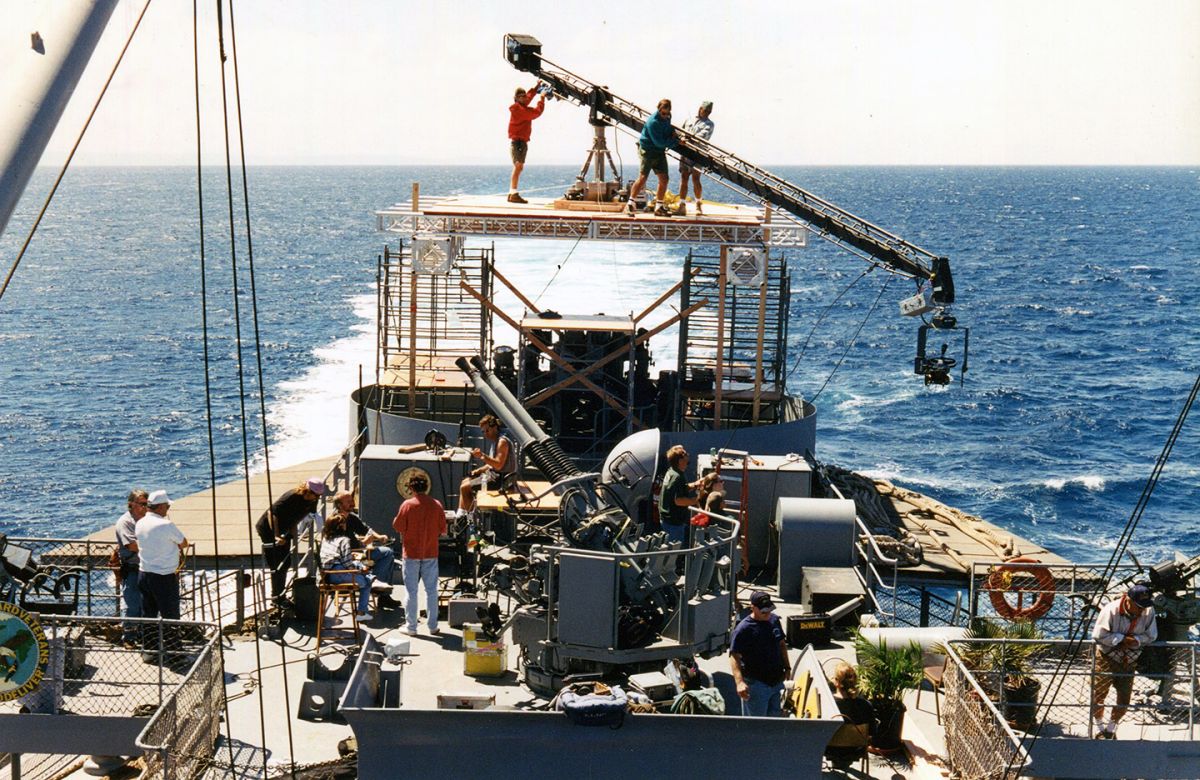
top-left (525, 298), bottom-right (709, 407)
top-left (458, 279), bottom-right (644, 428)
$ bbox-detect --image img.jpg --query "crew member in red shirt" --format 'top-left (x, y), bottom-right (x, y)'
top-left (392, 473), bottom-right (447, 636)
top-left (507, 82), bottom-right (547, 204)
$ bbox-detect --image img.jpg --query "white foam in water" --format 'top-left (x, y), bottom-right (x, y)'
top-left (1043, 475), bottom-right (1106, 491)
top-left (254, 241), bottom-right (687, 471)
top-left (251, 290), bottom-right (377, 472)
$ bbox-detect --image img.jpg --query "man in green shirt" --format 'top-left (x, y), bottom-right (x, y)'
top-left (658, 444), bottom-right (701, 546)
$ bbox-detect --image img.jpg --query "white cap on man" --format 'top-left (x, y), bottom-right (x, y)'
top-left (147, 489), bottom-right (171, 507)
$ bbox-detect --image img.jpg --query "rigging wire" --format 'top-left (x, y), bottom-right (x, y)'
top-left (1009, 370), bottom-right (1200, 777)
top-left (226, 0), bottom-right (297, 766)
top-left (785, 268), bottom-right (871, 383)
top-left (532, 232), bottom-right (585, 306)
top-left (809, 274), bottom-right (894, 404)
top-left (212, 1), bottom-right (273, 775)
top-left (0, 0), bottom-right (154, 306)
top-left (192, 0), bottom-right (236, 770)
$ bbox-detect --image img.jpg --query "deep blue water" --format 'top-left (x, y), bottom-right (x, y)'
top-left (1, 165), bottom-right (1197, 564)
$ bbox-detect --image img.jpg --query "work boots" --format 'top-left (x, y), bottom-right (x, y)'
top-left (507, 193), bottom-right (528, 204)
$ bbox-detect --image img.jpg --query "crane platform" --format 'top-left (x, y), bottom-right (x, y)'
top-left (376, 193), bottom-right (808, 247)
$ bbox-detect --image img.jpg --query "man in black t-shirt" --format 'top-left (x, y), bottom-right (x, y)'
top-left (255, 477), bottom-right (324, 605)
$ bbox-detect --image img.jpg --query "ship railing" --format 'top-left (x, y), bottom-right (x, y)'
top-left (945, 638), bottom-right (1200, 777)
top-left (0, 615), bottom-right (220, 779)
top-left (2, 537), bottom-right (200, 619)
top-left (134, 620), bottom-right (224, 780)
top-left (840, 498), bottom-right (966, 628)
top-left (969, 561), bottom-right (1143, 638)
top-left (941, 639), bottom-right (1031, 780)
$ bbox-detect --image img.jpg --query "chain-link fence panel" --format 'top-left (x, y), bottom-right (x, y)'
top-left (970, 562), bottom-right (1142, 637)
top-left (137, 631), bottom-right (224, 780)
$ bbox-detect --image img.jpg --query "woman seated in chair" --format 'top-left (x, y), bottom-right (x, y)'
top-left (825, 661), bottom-right (877, 765)
top-left (320, 514), bottom-right (375, 622)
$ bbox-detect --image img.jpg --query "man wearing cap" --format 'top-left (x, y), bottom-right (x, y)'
top-left (677, 101), bottom-right (714, 214)
top-left (114, 488), bottom-right (149, 647)
top-left (729, 590), bottom-right (790, 716)
top-left (392, 473), bottom-right (447, 636)
top-left (1090, 583), bottom-right (1157, 738)
top-left (135, 491), bottom-right (189, 661)
top-left (256, 477), bottom-right (325, 607)
top-left (507, 81), bottom-right (547, 204)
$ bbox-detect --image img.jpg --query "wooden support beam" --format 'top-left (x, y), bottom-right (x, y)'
top-left (633, 266), bottom-right (701, 324)
top-left (525, 298), bottom-right (709, 407)
top-left (459, 280), bottom-right (644, 428)
top-left (490, 265), bottom-right (540, 314)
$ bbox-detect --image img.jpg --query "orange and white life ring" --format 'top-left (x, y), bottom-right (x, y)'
top-left (986, 556), bottom-right (1055, 621)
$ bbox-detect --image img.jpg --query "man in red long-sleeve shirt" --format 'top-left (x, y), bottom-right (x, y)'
top-left (507, 82), bottom-right (546, 204)
top-left (392, 473), bottom-right (447, 635)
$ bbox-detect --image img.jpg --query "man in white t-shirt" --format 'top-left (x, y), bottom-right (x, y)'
top-left (135, 490), bottom-right (189, 662)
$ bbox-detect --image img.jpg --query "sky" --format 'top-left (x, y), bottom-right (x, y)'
top-left (9, 0), bottom-right (1200, 166)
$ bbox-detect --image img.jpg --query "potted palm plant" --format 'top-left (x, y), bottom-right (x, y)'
top-left (952, 618), bottom-right (1045, 731)
top-left (853, 632), bottom-right (924, 753)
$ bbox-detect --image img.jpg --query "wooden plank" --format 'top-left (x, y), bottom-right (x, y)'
top-left (83, 455), bottom-right (341, 559)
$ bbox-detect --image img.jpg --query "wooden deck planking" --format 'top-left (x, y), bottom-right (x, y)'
top-left (83, 456), bottom-right (340, 560)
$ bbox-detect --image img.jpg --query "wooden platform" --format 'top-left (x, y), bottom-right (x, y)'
top-left (376, 194), bottom-right (808, 248)
top-left (83, 455), bottom-right (341, 561)
top-left (475, 479), bottom-right (561, 512)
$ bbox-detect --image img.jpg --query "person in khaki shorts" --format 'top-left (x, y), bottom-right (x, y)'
top-left (507, 82), bottom-right (546, 204)
top-left (1090, 583), bottom-right (1157, 738)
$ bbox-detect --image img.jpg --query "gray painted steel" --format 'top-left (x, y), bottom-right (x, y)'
top-left (0, 714), bottom-right (145, 754)
top-left (1027, 735), bottom-right (1200, 779)
top-left (557, 553), bottom-right (619, 648)
top-left (358, 445), bottom-right (469, 530)
top-left (776, 497), bottom-right (856, 599)
top-left (342, 635), bottom-right (843, 779)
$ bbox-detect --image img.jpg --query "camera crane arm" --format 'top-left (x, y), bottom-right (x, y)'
top-left (503, 34), bottom-right (954, 301)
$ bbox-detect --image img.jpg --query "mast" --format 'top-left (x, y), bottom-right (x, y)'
top-left (0, 0), bottom-right (118, 238)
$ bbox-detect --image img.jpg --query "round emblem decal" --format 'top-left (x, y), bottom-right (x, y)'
top-left (396, 466), bottom-right (432, 499)
top-left (0, 602), bottom-right (50, 702)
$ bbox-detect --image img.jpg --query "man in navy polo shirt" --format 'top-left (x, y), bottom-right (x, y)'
top-left (729, 590), bottom-right (790, 716)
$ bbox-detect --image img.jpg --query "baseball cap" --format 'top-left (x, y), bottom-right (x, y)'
top-left (147, 490), bottom-right (171, 507)
top-left (750, 590), bottom-right (775, 612)
top-left (305, 477), bottom-right (326, 496)
top-left (1127, 584), bottom-right (1153, 608)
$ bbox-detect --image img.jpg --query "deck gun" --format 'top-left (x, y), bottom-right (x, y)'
top-left (503, 33), bottom-right (968, 384)
top-left (455, 355), bottom-right (738, 693)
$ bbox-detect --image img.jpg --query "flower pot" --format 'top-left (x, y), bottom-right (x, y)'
top-left (869, 699), bottom-right (907, 754)
top-left (1003, 678), bottom-right (1040, 732)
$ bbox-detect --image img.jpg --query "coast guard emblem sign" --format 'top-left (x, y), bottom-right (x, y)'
top-left (0, 602), bottom-right (49, 702)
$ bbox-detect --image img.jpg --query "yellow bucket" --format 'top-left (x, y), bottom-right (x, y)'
top-left (463, 623), bottom-right (507, 678)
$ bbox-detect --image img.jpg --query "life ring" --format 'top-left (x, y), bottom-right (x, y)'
top-left (986, 557), bottom-right (1055, 621)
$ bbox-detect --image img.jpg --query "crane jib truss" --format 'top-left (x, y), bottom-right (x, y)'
top-left (503, 33), bottom-right (954, 305)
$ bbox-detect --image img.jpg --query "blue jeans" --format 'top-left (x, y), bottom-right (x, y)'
top-left (403, 557), bottom-right (439, 632)
top-left (367, 546), bottom-right (396, 586)
top-left (121, 566), bottom-right (143, 643)
top-left (741, 679), bottom-right (784, 717)
top-left (328, 569), bottom-right (372, 614)
top-left (662, 522), bottom-right (688, 546)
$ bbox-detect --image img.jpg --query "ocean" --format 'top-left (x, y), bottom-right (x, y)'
top-left (1, 165), bottom-right (1197, 564)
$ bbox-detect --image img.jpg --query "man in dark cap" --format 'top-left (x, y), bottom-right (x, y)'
top-left (1090, 583), bottom-right (1157, 738)
top-left (729, 590), bottom-right (790, 716)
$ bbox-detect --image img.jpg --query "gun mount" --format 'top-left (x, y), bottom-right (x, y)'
top-left (455, 355), bottom-right (738, 694)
